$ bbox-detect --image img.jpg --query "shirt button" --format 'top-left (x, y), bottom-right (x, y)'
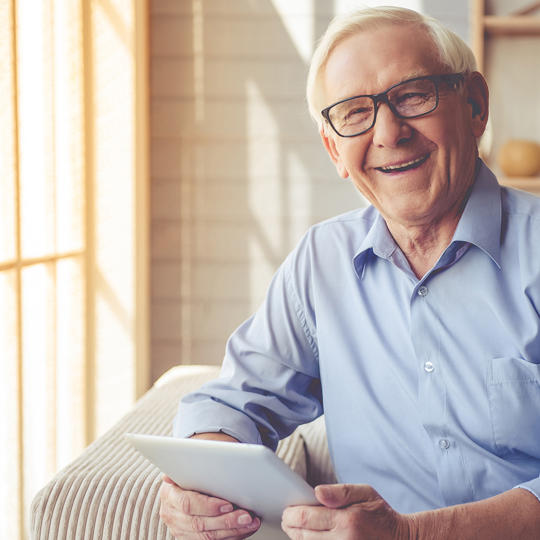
top-left (439, 439), bottom-right (450, 450)
top-left (417, 286), bottom-right (428, 297)
top-left (424, 361), bottom-right (434, 373)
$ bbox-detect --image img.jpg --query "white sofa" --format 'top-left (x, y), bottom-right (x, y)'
top-left (30, 365), bottom-right (335, 539)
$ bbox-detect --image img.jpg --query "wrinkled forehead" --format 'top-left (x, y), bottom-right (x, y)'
top-left (321, 23), bottom-right (443, 104)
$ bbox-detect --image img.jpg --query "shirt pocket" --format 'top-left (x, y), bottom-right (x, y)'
top-left (487, 356), bottom-right (540, 457)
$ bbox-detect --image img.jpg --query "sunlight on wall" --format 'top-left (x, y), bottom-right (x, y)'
top-left (53, 3), bottom-right (85, 256)
top-left (55, 258), bottom-right (86, 467)
top-left (192, 0), bottom-right (205, 123)
top-left (287, 152), bottom-right (313, 239)
top-left (17, 2), bottom-right (56, 260)
top-left (92, 0), bottom-right (138, 436)
top-left (0, 271), bottom-right (19, 540)
top-left (271, 0), bottom-right (314, 62)
top-left (246, 79), bottom-right (282, 308)
top-left (21, 265), bottom-right (57, 511)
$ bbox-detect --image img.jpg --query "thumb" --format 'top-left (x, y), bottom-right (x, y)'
top-left (315, 484), bottom-right (380, 508)
top-left (162, 475), bottom-right (177, 485)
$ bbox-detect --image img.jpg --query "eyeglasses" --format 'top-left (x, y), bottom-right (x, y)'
top-left (321, 73), bottom-right (464, 138)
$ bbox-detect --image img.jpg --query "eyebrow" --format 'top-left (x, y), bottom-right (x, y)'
top-left (331, 71), bottom-right (435, 107)
top-left (393, 71), bottom-right (430, 86)
top-left (357, 71), bottom-right (431, 98)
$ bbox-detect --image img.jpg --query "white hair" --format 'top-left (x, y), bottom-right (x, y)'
top-left (306, 6), bottom-right (477, 126)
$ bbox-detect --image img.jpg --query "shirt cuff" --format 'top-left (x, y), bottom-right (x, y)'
top-left (515, 478), bottom-right (540, 504)
top-left (172, 398), bottom-right (263, 445)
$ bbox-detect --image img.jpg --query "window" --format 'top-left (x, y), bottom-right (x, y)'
top-left (0, 1), bottom-right (148, 538)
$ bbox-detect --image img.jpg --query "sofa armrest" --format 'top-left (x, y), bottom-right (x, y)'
top-left (30, 365), bottom-right (312, 539)
top-left (30, 365), bottom-right (222, 539)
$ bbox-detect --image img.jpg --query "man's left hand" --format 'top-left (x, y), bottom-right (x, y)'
top-left (281, 484), bottom-right (414, 539)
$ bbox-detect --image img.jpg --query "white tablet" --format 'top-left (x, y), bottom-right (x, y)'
top-left (125, 433), bottom-right (317, 528)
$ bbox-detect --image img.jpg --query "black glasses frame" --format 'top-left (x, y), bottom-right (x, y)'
top-left (321, 73), bottom-right (465, 138)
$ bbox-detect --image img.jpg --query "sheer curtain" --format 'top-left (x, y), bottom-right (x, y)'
top-left (0, 1), bottom-right (148, 538)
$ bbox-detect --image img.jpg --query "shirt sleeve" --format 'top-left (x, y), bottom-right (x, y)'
top-left (172, 234), bottom-right (323, 450)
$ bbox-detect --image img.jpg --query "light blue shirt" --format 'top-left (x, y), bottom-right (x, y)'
top-left (174, 161), bottom-right (540, 513)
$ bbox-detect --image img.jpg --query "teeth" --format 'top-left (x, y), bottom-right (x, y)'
top-left (380, 155), bottom-right (426, 171)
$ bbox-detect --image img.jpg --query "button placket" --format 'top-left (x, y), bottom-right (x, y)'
top-left (410, 277), bottom-right (474, 506)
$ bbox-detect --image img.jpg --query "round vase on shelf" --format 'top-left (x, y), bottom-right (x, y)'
top-left (498, 139), bottom-right (540, 178)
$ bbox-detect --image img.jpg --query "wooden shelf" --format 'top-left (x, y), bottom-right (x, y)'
top-left (484, 15), bottom-right (540, 35)
top-left (499, 176), bottom-right (540, 194)
top-left (472, 0), bottom-right (540, 72)
top-left (472, 1), bottom-right (540, 199)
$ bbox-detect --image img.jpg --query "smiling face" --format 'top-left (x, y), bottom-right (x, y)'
top-left (320, 23), bottom-right (488, 231)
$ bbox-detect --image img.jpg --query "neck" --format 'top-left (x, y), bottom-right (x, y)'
top-left (387, 215), bottom-right (461, 279)
top-left (384, 158), bottom-right (479, 279)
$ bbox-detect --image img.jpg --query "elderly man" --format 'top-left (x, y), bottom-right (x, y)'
top-left (160, 6), bottom-right (540, 539)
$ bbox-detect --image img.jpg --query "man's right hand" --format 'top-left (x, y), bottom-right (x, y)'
top-left (158, 432), bottom-right (261, 539)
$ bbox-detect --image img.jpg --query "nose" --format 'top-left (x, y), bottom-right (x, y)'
top-left (371, 102), bottom-right (412, 148)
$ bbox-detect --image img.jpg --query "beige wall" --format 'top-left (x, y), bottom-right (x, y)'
top-left (149, 0), bottom-right (364, 381)
top-left (148, 0), bottom-right (483, 382)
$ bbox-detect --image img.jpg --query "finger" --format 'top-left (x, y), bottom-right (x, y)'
top-left (185, 511), bottom-right (261, 534)
top-left (282, 521), bottom-right (330, 540)
top-left (162, 475), bottom-right (176, 485)
top-left (314, 483), bottom-right (379, 508)
top-left (163, 510), bottom-right (261, 539)
top-left (165, 521), bottom-right (261, 540)
top-left (160, 481), bottom-right (234, 517)
top-left (282, 505), bottom-right (333, 531)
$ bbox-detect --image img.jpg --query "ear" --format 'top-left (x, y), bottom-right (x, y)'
top-left (465, 71), bottom-right (489, 138)
top-left (319, 123), bottom-right (349, 179)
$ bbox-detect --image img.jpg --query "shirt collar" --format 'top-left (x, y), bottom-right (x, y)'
top-left (353, 213), bottom-right (398, 278)
top-left (451, 159), bottom-right (502, 268)
top-left (353, 159), bottom-right (502, 278)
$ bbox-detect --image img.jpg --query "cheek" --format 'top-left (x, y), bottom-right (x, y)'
top-left (436, 107), bottom-right (473, 150)
top-left (438, 123), bottom-right (476, 168)
top-left (340, 138), bottom-right (370, 170)
top-left (348, 167), bottom-right (380, 206)
top-left (330, 141), bottom-right (368, 180)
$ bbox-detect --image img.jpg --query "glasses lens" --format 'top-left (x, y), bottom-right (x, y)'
top-left (328, 96), bottom-right (374, 136)
top-left (389, 78), bottom-right (437, 118)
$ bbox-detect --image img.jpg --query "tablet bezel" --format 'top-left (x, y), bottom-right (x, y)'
top-left (125, 433), bottom-right (317, 523)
